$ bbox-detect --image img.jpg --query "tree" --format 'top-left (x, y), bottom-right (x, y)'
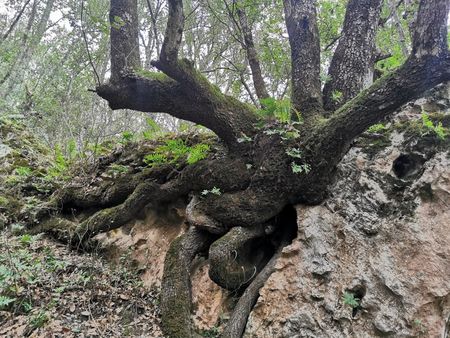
top-left (37, 0), bottom-right (449, 337)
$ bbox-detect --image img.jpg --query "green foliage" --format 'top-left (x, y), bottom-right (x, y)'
top-left (0, 295), bottom-right (16, 310)
top-left (111, 15), bottom-right (126, 30)
top-left (200, 326), bottom-right (220, 337)
top-left (29, 310), bottom-right (49, 329)
top-left (0, 235), bottom-right (68, 310)
top-left (291, 162), bottom-right (311, 174)
top-left (342, 291), bottom-right (360, 308)
top-left (144, 139), bottom-right (210, 167)
top-left (14, 166), bottom-right (32, 177)
top-left (107, 164), bottom-right (129, 175)
top-left (188, 144), bottom-right (211, 165)
top-left (421, 113), bottom-right (447, 140)
top-left (237, 133), bottom-right (252, 143)
top-left (367, 123), bottom-right (388, 133)
top-left (0, 196), bottom-right (9, 207)
top-left (259, 98), bottom-right (293, 123)
top-left (19, 234), bottom-right (34, 246)
top-left (142, 118), bottom-right (162, 140)
top-left (45, 145), bottom-right (69, 180)
top-left (120, 131), bottom-right (134, 144)
top-left (263, 124), bottom-right (301, 140)
top-left (201, 187), bottom-right (222, 196)
top-left (285, 147), bottom-right (303, 159)
top-left (331, 90), bottom-right (343, 103)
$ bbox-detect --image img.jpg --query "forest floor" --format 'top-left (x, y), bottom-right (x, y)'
top-left (0, 230), bottom-right (163, 337)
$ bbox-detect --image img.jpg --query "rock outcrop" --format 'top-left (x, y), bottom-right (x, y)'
top-left (245, 84), bottom-right (450, 338)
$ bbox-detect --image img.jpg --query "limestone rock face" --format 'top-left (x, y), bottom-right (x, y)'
top-left (245, 87), bottom-right (450, 337)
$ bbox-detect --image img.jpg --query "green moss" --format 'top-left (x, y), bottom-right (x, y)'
top-left (134, 68), bottom-right (170, 81)
top-left (0, 196), bottom-right (9, 206)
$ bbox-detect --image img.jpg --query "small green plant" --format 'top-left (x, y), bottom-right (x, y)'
top-left (367, 123), bottom-right (387, 133)
top-left (201, 187), bottom-right (222, 196)
top-left (187, 144), bottom-right (210, 164)
top-left (412, 318), bottom-right (427, 334)
top-left (19, 234), bottom-right (34, 246)
top-left (421, 112), bottom-right (447, 140)
top-left (0, 196), bottom-right (9, 207)
top-left (29, 310), bottom-right (49, 329)
top-left (111, 15), bottom-right (126, 29)
top-left (45, 144), bottom-right (70, 180)
top-left (286, 147), bottom-right (303, 159)
top-left (0, 295), bottom-right (16, 310)
top-left (107, 164), bottom-right (129, 174)
top-left (120, 131), bottom-right (134, 144)
top-left (200, 326), bottom-right (220, 337)
top-left (291, 162), bottom-right (311, 174)
top-left (331, 90), bottom-right (343, 103)
top-left (342, 291), bottom-right (360, 308)
top-left (142, 118), bottom-right (162, 140)
top-left (14, 166), bottom-right (32, 176)
top-left (237, 133), bottom-right (252, 143)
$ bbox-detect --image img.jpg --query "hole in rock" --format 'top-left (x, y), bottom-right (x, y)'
top-left (271, 204), bottom-right (298, 246)
top-left (392, 153), bottom-right (425, 179)
top-left (348, 286), bottom-right (366, 318)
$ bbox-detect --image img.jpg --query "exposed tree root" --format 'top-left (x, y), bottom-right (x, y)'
top-left (222, 238), bottom-right (288, 338)
top-left (160, 228), bottom-right (216, 338)
top-left (208, 225), bottom-right (270, 291)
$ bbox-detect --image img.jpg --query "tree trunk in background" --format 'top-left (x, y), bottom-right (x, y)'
top-left (110, 0), bottom-right (141, 82)
top-left (0, 0), bottom-right (33, 44)
top-left (283, 0), bottom-right (323, 121)
top-left (235, 4), bottom-right (270, 102)
top-left (322, 0), bottom-right (383, 111)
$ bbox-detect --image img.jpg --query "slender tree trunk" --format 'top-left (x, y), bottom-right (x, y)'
top-left (235, 3), bottom-right (270, 102)
top-left (0, 0), bottom-right (32, 44)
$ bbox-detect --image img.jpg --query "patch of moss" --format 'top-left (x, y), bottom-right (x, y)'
top-left (134, 68), bottom-right (170, 81)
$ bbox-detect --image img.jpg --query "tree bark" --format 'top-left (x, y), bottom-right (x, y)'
top-left (322, 0), bottom-right (383, 111)
top-left (234, 3), bottom-right (270, 102)
top-left (283, 0), bottom-right (323, 121)
top-left (110, 0), bottom-right (141, 82)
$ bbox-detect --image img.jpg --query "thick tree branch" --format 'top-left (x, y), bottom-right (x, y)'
top-left (284, 0), bottom-right (323, 121)
top-left (315, 56), bottom-right (450, 168)
top-left (101, 0), bottom-right (259, 149)
top-left (322, 0), bottom-right (383, 111)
